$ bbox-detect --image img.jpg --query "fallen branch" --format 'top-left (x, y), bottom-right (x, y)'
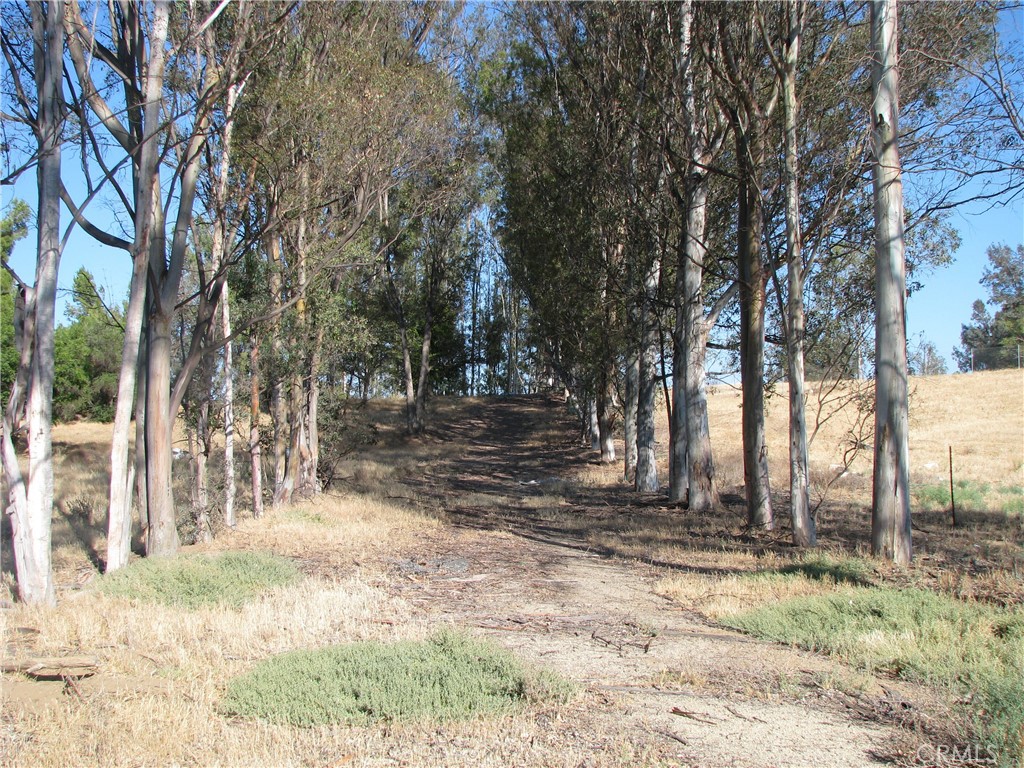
top-left (1, 655), bottom-right (99, 678)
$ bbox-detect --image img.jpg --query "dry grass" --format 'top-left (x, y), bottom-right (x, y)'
top-left (2, 403), bottom-right (618, 768)
top-left (653, 551), bottom-right (868, 620)
top-left (3, 372), bottom-right (1023, 766)
top-left (563, 370), bottom-right (1023, 613)
top-left (574, 368), bottom-right (1024, 502)
top-left (4, 488), bottom-right (588, 768)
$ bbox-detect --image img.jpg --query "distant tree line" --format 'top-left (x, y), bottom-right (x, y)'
top-left (955, 244), bottom-right (1024, 371)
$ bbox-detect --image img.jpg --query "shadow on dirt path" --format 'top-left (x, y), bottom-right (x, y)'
top-left (386, 395), bottom-right (908, 767)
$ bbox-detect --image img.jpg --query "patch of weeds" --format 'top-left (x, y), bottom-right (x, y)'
top-left (98, 552), bottom-right (300, 609)
top-left (220, 630), bottom-right (574, 727)
top-left (915, 481), bottom-right (1024, 517)
top-left (284, 507), bottom-right (329, 526)
top-left (724, 587), bottom-right (1024, 767)
top-left (1002, 496), bottom-right (1024, 516)
top-left (915, 483), bottom-right (953, 510)
top-left (775, 553), bottom-right (873, 586)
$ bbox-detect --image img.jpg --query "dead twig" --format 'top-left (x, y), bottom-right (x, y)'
top-left (61, 672), bottom-right (85, 700)
top-left (670, 706), bottom-right (718, 725)
top-left (725, 705), bottom-right (766, 723)
top-left (652, 728), bottom-right (689, 746)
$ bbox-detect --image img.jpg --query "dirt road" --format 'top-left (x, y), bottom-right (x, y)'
top-left (385, 396), bottom-right (903, 767)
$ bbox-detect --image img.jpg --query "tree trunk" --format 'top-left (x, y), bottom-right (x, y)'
top-left (249, 332), bottom-right (264, 519)
top-left (684, 310), bottom-right (718, 513)
top-left (636, 257), bottom-right (661, 493)
top-left (736, 121), bottom-right (774, 531)
top-left (669, 322), bottom-right (688, 503)
top-left (3, 280), bottom-right (37, 600)
top-left (588, 397), bottom-right (600, 450)
top-left (597, 369), bottom-right (616, 464)
top-left (269, 228), bottom-right (288, 507)
top-left (144, 309), bottom-right (179, 557)
top-left (414, 269), bottom-right (435, 434)
top-left (623, 341), bottom-right (639, 485)
top-left (106, 251), bottom-right (148, 571)
top-left (870, 0), bottom-right (912, 564)
top-left (400, 323), bottom-right (417, 433)
top-left (101, 2), bottom-right (169, 572)
top-left (280, 374), bottom-right (302, 505)
top-left (222, 284), bottom-right (236, 527)
top-left (669, 0), bottom-right (719, 513)
top-left (134, 328), bottom-right (149, 541)
top-left (193, 392), bottom-right (212, 543)
top-left (211, 82), bottom-right (241, 529)
top-left (6, 1), bottom-right (66, 605)
top-left (782, 0), bottom-right (816, 548)
top-left (302, 327), bottom-right (322, 496)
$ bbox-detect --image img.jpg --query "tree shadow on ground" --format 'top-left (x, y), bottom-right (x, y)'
top-left (389, 395), bottom-right (1023, 603)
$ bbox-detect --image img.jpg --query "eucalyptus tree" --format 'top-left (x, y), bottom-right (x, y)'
top-left (380, 163), bottom-right (478, 434)
top-left (486, 4), bottom-right (624, 462)
top-left (57, 0), bottom-right (286, 563)
top-left (0, 0), bottom-right (65, 604)
top-left (663, 0), bottom-right (731, 511)
top-left (870, 0), bottom-right (912, 564)
top-left (712, 2), bottom-right (780, 531)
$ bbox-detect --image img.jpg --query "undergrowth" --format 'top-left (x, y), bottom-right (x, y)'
top-left (724, 587), bottom-right (1024, 767)
top-left (220, 630), bottom-right (573, 727)
top-left (97, 551), bottom-right (301, 609)
top-left (914, 480), bottom-right (1024, 516)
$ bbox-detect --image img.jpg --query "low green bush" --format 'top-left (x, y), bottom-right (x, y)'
top-left (220, 630), bottom-right (573, 727)
top-left (98, 551), bottom-right (300, 609)
top-left (775, 553), bottom-right (873, 586)
top-left (724, 587), bottom-right (1024, 767)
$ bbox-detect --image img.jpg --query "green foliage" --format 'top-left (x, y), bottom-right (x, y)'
top-left (913, 480), bottom-right (1023, 516)
top-left (1, 201), bottom-right (31, 406)
top-left (52, 268), bottom-right (124, 421)
top-left (774, 553), bottom-right (873, 586)
top-left (1, 270), bottom-right (18, 404)
top-left (725, 588), bottom-right (1024, 766)
top-left (955, 244), bottom-right (1024, 371)
top-left (220, 630), bottom-right (573, 727)
top-left (97, 552), bottom-right (300, 609)
top-left (0, 199), bottom-right (30, 262)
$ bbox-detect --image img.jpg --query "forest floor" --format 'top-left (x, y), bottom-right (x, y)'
top-left (2, 374), bottom-right (1022, 767)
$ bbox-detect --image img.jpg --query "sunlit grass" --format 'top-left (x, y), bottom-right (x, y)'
top-left (97, 551), bottom-right (301, 609)
top-left (724, 588), bottom-right (1024, 767)
top-left (221, 630), bottom-right (573, 727)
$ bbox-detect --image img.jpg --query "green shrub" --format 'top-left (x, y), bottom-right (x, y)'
top-left (775, 553), bottom-right (872, 586)
top-left (220, 630), bottom-right (573, 727)
top-left (98, 552), bottom-right (300, 609)
top-left (724, 588), bottom-right (1024, 766)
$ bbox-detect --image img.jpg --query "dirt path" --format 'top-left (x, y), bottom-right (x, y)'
top-left (386, 396), bottom-right (902, 768)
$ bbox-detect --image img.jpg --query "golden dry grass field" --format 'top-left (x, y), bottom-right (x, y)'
top-left (0, 370), bottom-right (1021, 767)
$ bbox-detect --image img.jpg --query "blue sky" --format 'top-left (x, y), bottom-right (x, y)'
top-left (906, 195), bottom-right (1022, 368)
